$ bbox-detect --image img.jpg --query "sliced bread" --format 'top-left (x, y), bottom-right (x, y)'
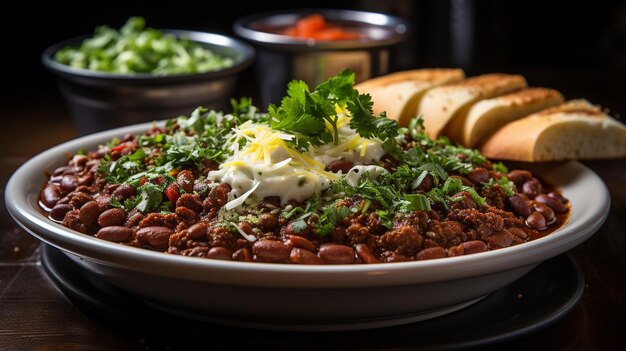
top-left (448, 88), bottom-right (565, 147)
top-left (418, 74), bottom-right (527, 139)
top-left (355, 68), bottom-right (465, 126)
top-left (480, 99), bottom-right (626, 161)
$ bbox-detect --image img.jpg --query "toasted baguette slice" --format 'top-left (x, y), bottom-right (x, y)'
top-left (418, 74), bottom-right (527, 139)
top-left (480, 99), bottom-right (626, 161)
top-left (355, 68), bottom-right (465, 126)
top-left (449, 88), bottom-right (565, 147)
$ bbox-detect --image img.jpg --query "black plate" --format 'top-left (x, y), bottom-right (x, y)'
top-left (41, 244), bottom-right (583, 350)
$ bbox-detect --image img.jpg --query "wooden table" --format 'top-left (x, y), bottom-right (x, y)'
top-left (1, 92), bottom-right (625, 350)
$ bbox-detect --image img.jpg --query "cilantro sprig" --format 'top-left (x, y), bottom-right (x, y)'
top-left (268, 69), bottom-right (400, 150)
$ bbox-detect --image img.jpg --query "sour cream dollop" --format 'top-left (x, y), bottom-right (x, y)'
top-left (208, 118), bottom-right (385, 209)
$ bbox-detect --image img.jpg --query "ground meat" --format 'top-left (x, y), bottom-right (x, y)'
top-left (379, 225), bottom-right (424, 256)
top-left (203, 183), bottom-right (231, 211)
top-left (481, 185), bottom-right (506, 209)
top-left (207, 225), bottom-right (238, 252)
top-left (448, 208), bottom-right (505, 241)
top-left (345, 223), bottom-right (369, 245)
top-left (439, 220), bottom-right (466, 248)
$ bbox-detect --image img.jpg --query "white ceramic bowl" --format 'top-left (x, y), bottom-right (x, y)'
top-left (5, 122), bottom-right (609, 331)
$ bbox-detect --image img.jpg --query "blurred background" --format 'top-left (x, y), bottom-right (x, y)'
top-left (0, 0), bottom-right (624, 141)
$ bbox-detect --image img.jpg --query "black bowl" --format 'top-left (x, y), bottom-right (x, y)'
top-left (43, 30), bottom-right (255, 135)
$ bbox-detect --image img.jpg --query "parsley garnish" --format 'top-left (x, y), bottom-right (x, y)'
top-left (268, 69), bottom-right (400, 150)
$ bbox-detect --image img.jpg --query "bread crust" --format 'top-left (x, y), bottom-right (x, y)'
top-left (480, 100), bottom-right (626, 161)
top-left (355, 68), bottom-right (465, 126)
top-left (454, 88), bottom-right (565, 147)
top-left (418, 74), bottom-right (527, 139)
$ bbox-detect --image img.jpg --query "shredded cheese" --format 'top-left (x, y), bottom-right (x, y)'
top-left (209, 115), bottom-right (386, 209)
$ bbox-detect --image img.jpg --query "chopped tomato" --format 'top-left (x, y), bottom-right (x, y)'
top-left (282, 13), bottom-right (360, 41)
top-left (111, 142), bottom-right (130, 153)
top-left (296, 14), bottom-right (326, 38)
top-left (140, 177), bottom-right (147, 185)
top-left (165, 183), bottom-right (180, 204)
top-left (315, 28), bottom-right (360, 41)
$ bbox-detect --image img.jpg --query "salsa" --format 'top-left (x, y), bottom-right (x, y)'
top-left (39, 70), bottom-right (569, 264)
top-left (281, 14), bottom-right (361, 41)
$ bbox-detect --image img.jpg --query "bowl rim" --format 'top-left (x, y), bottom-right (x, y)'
top-left (5, 121), bottom-right (610, 289)
top-left (233, 8), bottom-right (410, 50)
top-left (42, 29), bottom-right (255, 83)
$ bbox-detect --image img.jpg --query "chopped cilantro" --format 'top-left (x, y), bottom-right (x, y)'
top-left (493, 162), bottom-right (509, 174)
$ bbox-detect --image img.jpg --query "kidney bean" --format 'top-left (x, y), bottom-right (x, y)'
top-left (283, 221), bottom-right (310, 237)
top-left (468, 167), bottom-right (490, 184)
top-left (355, 243), bottom-right (380, 263)
top-left (97, 208), bottom-right (126, 227)
top-left (533, 202), bottom-right (556, 225)
top-left (95, 194), bottom-right (112, 210)
top-left (77, 173), bottom-right (94, 186)
top-left (175, 206), bottom-right (198, 222)
top-left (136, 226), bottom-right (174, 249)
top-left (461, 240), bottom-right (487, 254)
top-left (69, 192), bottom-right (93, 208)
top-left (416, 247), bottom-right (447, 260)
top-left (287, 235), bottom-right (316, 252)
top-left (187, 222), bottom-right (207, 241)
top-left (325, 159), bottom-right (354, 173)
top-left (384, 251), bottom-right (408, 263)
top-left (319, 244), bottom-right (355, 264)
top-left (53, 165), bottom-right (70, 176)
top-left (487, 230), bottom-right (514, 249)
top-left (507, 195), bottom-right (532, 217)
top-left (507, 227), bottom-right (529, 241)
top-left (125, 212), bottom-right (144, 227)
top-left (290, 248), bottom-right (323, 264)
top-left (79, 201), bottom-right (102, 226)
top-left (507, 170), bottom-right (533, 186)
top-left (253, 240), bottom-right (291, 262)
top-left (104, 184), bottom-right (120, 195)
top-left (522, 178), bottom-right (542, 198)
top-left (448, 245), bottom-right (465, 257)
top-left (60, 175), bottom-right (78, 193)
top-left (96, 226), bottom-right (134, 243)
top-left (70, 155), bottom-right (88, 169)
top-left (415, 174), bottom-right (434, 192)
top-left (258, 213), bottom-right (279, 231)
top-left (535, 194), bottom-right (568, 214)
top-left (176, 170), bottom-right (195, 194)
top-left (238, 221), bottom-right (253, 235)
top-left (176, 194), bottom-right (203, 213)
top-left (233, 248), bottom-right (253, 262)
top-left (526, 212), bottom-right (547, 230)
top-left (548, 191), bottom-right (568, 204)
top-left (50, 203), bottom-right (73, 221)
top-left (41, 184), bottom-right (61, 208)
top-left (112, 184), bottom-right (136, 201)
top-left (206, 247), bottom-right (232, 260)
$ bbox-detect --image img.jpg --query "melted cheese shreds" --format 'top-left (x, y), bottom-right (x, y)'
top-left (210, 118), bottom-right (386, 209)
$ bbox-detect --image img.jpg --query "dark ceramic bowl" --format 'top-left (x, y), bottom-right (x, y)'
top-left (233, 9), bottom-right (409, 106)
top-left (42, 30), bottom-right (255, 135)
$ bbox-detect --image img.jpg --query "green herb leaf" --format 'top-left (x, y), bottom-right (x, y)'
top-left (403, 194), bottom-right (432, 211)
top-left (54, 17), bottom-right (233, 75)
top-left (493, 162), bottom-right (509, 174)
